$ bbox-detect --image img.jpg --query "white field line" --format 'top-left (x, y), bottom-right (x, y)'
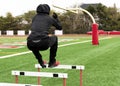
top-left (0, 37), bottom-right (111, 59)
top-left (58, 40), bottom-right (91, 47)
top-left (0, 51), bottom-right (32, 59)
top-left (58, 38), bottom-right (79, 42)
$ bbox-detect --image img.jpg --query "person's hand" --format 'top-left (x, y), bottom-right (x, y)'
top-left (52, 12), bottom-right (58, 19)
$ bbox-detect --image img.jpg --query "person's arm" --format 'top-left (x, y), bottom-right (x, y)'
top-left (52, 12), bottom-right (62, 30)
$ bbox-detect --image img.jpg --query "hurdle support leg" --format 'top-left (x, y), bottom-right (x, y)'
top-left (63, 78), bottom-right (66, 86)
top-left (38, 68), bottom-right (40, 85)
top-left (15, 75), bottom-right (18, 83)
top-left (80, 69), bottom-right (83, 86)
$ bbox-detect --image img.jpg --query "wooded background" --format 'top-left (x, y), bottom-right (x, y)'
top-left (0, 3), bottom-right (120, 34)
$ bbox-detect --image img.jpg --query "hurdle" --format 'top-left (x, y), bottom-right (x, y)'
top-left (35, 64), bottom-right (85, 86)
top-left (12, 70), bottom-right (68, 86)
top-left (0, 83), bottom-right (40, 86)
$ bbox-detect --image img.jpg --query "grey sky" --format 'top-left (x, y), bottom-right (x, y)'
top-left (0, 0), bottom-right (119, 16)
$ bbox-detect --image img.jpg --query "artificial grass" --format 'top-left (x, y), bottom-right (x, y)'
top-left (0, 36), bottom-right (120, 86)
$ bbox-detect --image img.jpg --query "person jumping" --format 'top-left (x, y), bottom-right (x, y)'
top-left (27, 4), bottom-right (62, 68)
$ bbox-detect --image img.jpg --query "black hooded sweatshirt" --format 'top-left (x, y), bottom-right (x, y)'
top-left (27, 4), bottom-right (62, 41)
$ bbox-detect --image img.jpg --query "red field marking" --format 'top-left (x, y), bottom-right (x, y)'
top-left (0, 45), bottom-right (20, 49)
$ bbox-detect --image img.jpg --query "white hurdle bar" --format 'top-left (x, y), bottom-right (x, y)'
top-left (12, 70), bottom-right (68, 86)
top-left (0, 83), bottom-right (40, 86)
top-left (35, 64), bottom-right (85, 86)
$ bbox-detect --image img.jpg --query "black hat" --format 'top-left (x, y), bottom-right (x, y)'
top-left (36, 4), bottom-right (50, 14)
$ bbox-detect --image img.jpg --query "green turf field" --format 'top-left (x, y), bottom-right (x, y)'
top-left (0, 35), bottom-right (120, 86)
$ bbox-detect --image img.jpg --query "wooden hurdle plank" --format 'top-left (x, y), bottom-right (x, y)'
top-left (0, 83), bottom-right (40, 86)
top-left (35, 64), bottom-right (85, 70)
top-left (12, 70), bottom-right (68, 86)
top-left (12, 70), bottom-right (68, 78)
top-left (35, 64), bottom-right (85, 86)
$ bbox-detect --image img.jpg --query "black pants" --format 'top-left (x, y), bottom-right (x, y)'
top-left (27, 36), bottom-right (58, 65)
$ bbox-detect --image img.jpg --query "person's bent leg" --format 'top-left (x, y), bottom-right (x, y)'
top-left (49, 36), bottom-right (59, 67)
top-left (32, 50), bottom-right (46, 68)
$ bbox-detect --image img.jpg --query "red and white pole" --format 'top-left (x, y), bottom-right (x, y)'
top-left (92, 23), bottom-right (99, 45)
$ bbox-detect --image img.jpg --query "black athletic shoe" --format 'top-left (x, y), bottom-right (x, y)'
top-left (41, 64), bottom-right (46, 68)
top-left (40, 61), bottom-right (46, 68)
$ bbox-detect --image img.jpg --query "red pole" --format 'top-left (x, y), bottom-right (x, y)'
top-left (15, 75), bottom-right (18, 83)
top-left (63, 78), bottom-right (66, 86)
top-left (38, 68), bottom-right (40, 85)
top-left (92, 23), bottom-right (99, 45)
top-left (80, 70), bottom-right (82, 86)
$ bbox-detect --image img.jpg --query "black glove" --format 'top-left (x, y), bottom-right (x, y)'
top-left (52, 12), bottom-right (58, 19)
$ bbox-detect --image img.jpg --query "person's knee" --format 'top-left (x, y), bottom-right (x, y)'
top-left (49, 36), bottom-right (57, 46)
